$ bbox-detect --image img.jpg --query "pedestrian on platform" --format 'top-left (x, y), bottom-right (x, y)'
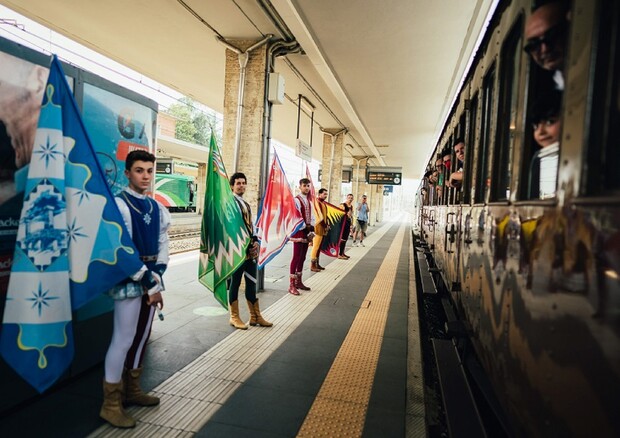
top-left (338, 193), bottom-right (354, 259)
top-left (228, 172), bottom-right (272, 329)
top-left (288, 178), bottom-right (315, 295)
top-left (100, 150), bottom-right (170, 428)
top-left (310, 188), bottom-right (329, 272)
top-left (353, 194), bottom-right (369, 247)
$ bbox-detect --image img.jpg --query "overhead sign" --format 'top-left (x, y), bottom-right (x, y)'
top-left (295, 139), bottom-right (312, 162)
top-left (366, 167), bottom-right (402, 185)
top-left (318, 166), bottom-right (352, 183)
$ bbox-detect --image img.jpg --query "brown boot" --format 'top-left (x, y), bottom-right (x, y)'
top-left (229, 300), bottom-right (248, 329)
top-left (288, 275), bottom-right (300, 295)
top-left (247, 299), bottom-right (273, 327)
top-left (100, 380), bottom-right (136, 428)
top-left (310, 259), bottom-right (321, 272)
top-left (296, 273), bottom-right (311, 291)
top-left (124, 367), bottom-right (160, 406)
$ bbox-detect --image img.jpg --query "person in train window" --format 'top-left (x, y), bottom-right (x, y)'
top-left (524, 0), bottom-right (570, 90)
top-left (288, 178), bottom-right (315, 295)
top-left (449, 138), bottom-right (466, 188)
top-left (442, 148), bottom-right (452, 179)
top-left (101, 150), bottom-right (170, 428)
top-left (227, 172), bottom-right (272, 329)
top-left (434, 157), bottom-right (444, 200)
top-left (528, 89), bottom-right (562, 199)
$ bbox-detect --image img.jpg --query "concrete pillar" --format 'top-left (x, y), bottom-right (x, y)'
top-left (370, 184), bottom-right (384, 224)
top-left (351, 157), bottom-right (368, 203)
top-left (222, 40), bottom-right (268, 214)
top-left (321, 129), bottom-right (345, 204)
top-left (196, 163), bottom-right (206, 215)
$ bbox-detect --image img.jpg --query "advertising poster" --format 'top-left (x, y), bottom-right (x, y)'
top-left (82, 83), bottom-right (155, 195)
top-left (0, 52), bottom-right (48, 300)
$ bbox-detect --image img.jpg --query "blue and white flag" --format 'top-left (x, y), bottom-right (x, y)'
top-left (0, 56), bottom-right (143, 393)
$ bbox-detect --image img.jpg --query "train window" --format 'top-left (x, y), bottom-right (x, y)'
top-left (475, 64), bottom-right (496, 204)
top-left (586, 0), bottom-right (620, 195)
top-left (463, 93), bottom-right (478, 205)
top-left (491, 17), bottom-right (523, 201)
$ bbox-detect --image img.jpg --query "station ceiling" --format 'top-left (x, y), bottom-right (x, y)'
top-left (0, 0), bottom-right (494, 180)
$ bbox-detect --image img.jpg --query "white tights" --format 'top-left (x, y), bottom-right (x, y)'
top-left (104, 297), bottom-right (141, 383)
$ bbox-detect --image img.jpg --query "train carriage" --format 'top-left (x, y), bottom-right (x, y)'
top-left (417, 0), bottom-right (620, 436)
top-left (154, 173), bottom-right (196, 212)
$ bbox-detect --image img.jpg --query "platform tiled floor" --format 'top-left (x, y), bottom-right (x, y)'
top-left (0, 217), bottom-right (423, 437)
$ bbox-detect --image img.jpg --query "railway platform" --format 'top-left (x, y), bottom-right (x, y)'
top-left (0, 217), bottom-right (425, 437)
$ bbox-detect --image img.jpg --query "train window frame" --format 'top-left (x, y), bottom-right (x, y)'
top-left (583, 0), bottom-right (620, 197)
top-left (491, 15), bottom-right (524, 202)
top-left (463, 93), bottom-right (478, 205)
top-left (474, 63), bottom-right (496, 204)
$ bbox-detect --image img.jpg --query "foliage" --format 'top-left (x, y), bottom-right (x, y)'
top-left (165, 97), bottom-right (218, 146)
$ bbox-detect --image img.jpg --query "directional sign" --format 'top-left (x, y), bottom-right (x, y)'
top-left (295, 139), bottom-right (312, 162)
top-left (367, 170), bottom-right (402, 185)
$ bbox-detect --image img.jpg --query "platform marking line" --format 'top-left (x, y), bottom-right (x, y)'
top-left (297, 223), bottom-right (406, 438)
top-left (89, 219), bottom-right (403, 436)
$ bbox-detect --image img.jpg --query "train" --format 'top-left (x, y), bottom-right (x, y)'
top-left (154, 173), bottom-right (196, 212)
top-left (416, 0), bottom-right (619, 436)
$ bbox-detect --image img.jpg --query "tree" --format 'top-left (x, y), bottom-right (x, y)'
top-left (165, 97), bottom-right (217, 146)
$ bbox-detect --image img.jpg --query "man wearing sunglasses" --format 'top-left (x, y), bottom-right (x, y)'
top-left (524, 0), bottom-right (570, 90)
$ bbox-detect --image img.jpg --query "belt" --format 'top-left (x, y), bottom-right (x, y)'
top-left (140, 255), bottom-right (158, 262)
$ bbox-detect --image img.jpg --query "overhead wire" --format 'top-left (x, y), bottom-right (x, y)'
top-left (0, 19), bottom-right (223, 132)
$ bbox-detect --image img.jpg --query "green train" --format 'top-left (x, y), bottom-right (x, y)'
top-left (154, 173), bottom-right (196, 212)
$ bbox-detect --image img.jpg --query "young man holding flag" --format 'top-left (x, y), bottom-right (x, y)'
top-left (228, 172), bottom-right (272, 330)
top-left (288, 178), bottom-right (315, 295)
top-left (310, 188), bottom-right (329, 272)
top-left (101, 150), bottom-right (170, 428)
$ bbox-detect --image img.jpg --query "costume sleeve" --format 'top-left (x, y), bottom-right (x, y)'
top-left (116, 197), bottom-right (148, 281)
top-left (294, 196), bottom-right (306, 229)
top-left (157, 200), bottom-right (171, 266)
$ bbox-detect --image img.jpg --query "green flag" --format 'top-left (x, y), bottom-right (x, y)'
top-left (198, 134), bottom-right (250, 309)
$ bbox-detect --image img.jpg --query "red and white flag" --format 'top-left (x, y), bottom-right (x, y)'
top-left (255, 152), bottom-right (304, 268)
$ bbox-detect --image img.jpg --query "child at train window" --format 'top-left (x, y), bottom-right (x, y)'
top-left (528, 89), bottom-right (562, 199)
top-left (449, 138), bottom-right (465, 188)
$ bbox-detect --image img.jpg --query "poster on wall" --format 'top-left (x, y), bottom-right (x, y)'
top-left (82, 83), bottom-right (155, 195)
top-left (0, 52), bottom-right (49, 299)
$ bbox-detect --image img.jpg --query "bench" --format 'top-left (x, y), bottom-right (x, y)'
top-left (432, 338), bottom-right (487, 438)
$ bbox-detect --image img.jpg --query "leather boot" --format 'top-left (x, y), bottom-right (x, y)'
top-left (229, 300), bottom-right (248, 329)
top-left (124, 367), bottom-right (160, 406)
top-left (288, 275), bottom-right (300, 295)
top-left (296, 273), bottom-right (311, 291)
top-left (247, 299), bottom-right (273, 327)
top-left (310, 259), bottom-right (321, 272)
top-left (100, 380), bottom-right (136, 428)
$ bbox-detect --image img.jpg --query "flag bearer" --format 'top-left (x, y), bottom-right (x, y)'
top-left (101, 150), bottom-right (170, 428)
top-left (288, 178), bottom-right (315, 295)
top-left (310, 188), bottom-right (329, 272)
top-left (227, 172), bottom-right (272, 330)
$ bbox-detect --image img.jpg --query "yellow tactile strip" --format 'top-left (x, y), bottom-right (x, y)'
top-left (297, 223), bottom-right (406, 438)
top-left (88, 219), bottom-right (398, 437)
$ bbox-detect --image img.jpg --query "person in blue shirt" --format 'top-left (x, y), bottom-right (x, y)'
top-left (353, 195), bottom-right (370, 247)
